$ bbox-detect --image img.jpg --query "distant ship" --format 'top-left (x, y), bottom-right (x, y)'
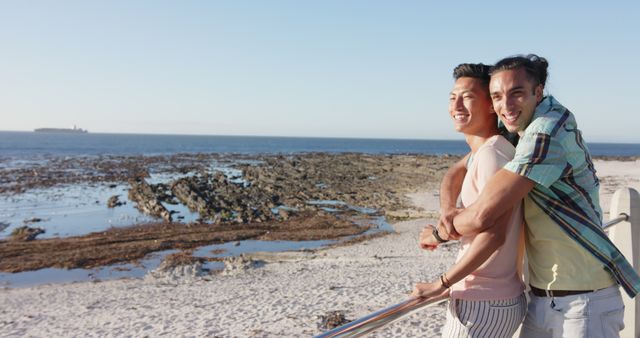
top-left (34, 125), bottom-right (88, 134)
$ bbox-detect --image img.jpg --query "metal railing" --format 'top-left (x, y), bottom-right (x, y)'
top-left (603, 213), bottom-right (629, 230)
top-left (314, 294), bottom-right (448, 338)
top-left (314, 212), bottom-right (632, 338)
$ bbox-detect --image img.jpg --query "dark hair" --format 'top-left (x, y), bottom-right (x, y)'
top-left (452, 63), bottom-right (491, 86)
top-left (489, 54), bottom-right (549, 87)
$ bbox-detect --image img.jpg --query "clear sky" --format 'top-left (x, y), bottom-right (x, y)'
top-left (2, 1), bottom-right (639, 142)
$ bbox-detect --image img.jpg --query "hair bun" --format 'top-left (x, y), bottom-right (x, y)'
top-left (490, 54), bottom-right (549, 87)
top-left (526, 54), bottom-right (548, 86)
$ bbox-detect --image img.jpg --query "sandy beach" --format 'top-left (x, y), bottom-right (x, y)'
top-left (1, 159), bottom-right (638, 337)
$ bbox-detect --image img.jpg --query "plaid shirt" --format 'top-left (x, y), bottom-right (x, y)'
top-left (503, 95), bottom-right (640, 297)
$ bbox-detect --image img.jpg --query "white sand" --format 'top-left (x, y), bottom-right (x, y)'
top-left (0, 160), bottom-right (638, 338)
top-left (594, 159), bottom-right (640, 217)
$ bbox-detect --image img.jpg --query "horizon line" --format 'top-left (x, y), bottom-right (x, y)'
top-left (1, 129), bottom-right (639, 145)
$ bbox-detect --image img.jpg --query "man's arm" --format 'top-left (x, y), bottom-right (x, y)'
top-left (449, 168), bottom-right (534, 236)
top-left (412, 207), bottom-right (512, 298)
top-left (444, 207), bottom-right (510, 282)
top-left (437, 153), bottom-right (469, 239)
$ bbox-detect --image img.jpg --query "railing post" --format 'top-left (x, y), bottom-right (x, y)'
top-left (607, 188), bottom-right (640, 338)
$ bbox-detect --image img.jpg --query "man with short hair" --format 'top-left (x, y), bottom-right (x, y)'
top-left (425, 54), bottom-right (640, 337)
top-left (412, 63), bottom-right (527, 337)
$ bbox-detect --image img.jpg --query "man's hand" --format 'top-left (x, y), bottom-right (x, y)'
top-left (419, 225), bottom-right (439, 250)
top-left (438, 207), bottom-right (462, 240)
top-left (411, 281), bottom-right (450, 299)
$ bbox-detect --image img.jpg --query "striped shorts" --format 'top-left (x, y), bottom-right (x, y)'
top-left (442, 293), bottom-right (527, 338)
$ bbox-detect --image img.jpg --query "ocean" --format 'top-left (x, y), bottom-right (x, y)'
top-left (1, 131), bottom-right (640, 158)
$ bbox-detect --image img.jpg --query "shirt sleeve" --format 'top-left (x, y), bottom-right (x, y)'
top-left (503, 131), bottom-right (566, 188)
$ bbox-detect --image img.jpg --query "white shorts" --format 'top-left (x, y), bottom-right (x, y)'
top-left (442, 293), bottom-right (527, 338)
top-left (518, 285), bottom-right (624, 338)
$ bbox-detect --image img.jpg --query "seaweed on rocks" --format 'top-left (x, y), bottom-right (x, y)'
top-left (171, 176), bottom-right (216, 218)
top-left (10, 226), bottom-right (45, 241)
top-left (128, 178), bottom-right (172, 222)
top-left (107, 195), bottom-right (125, 208)
top-left (0, 153), bottom-right (462, 272)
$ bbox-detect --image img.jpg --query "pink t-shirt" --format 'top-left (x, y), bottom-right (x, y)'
top-left (449, 135), bottom-right (525, 301)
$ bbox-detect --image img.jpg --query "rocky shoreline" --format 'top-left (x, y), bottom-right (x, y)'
top-left (0, 159), bottom-right (638, 336)
top-left (0, 153), bottom-right (459, 273)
